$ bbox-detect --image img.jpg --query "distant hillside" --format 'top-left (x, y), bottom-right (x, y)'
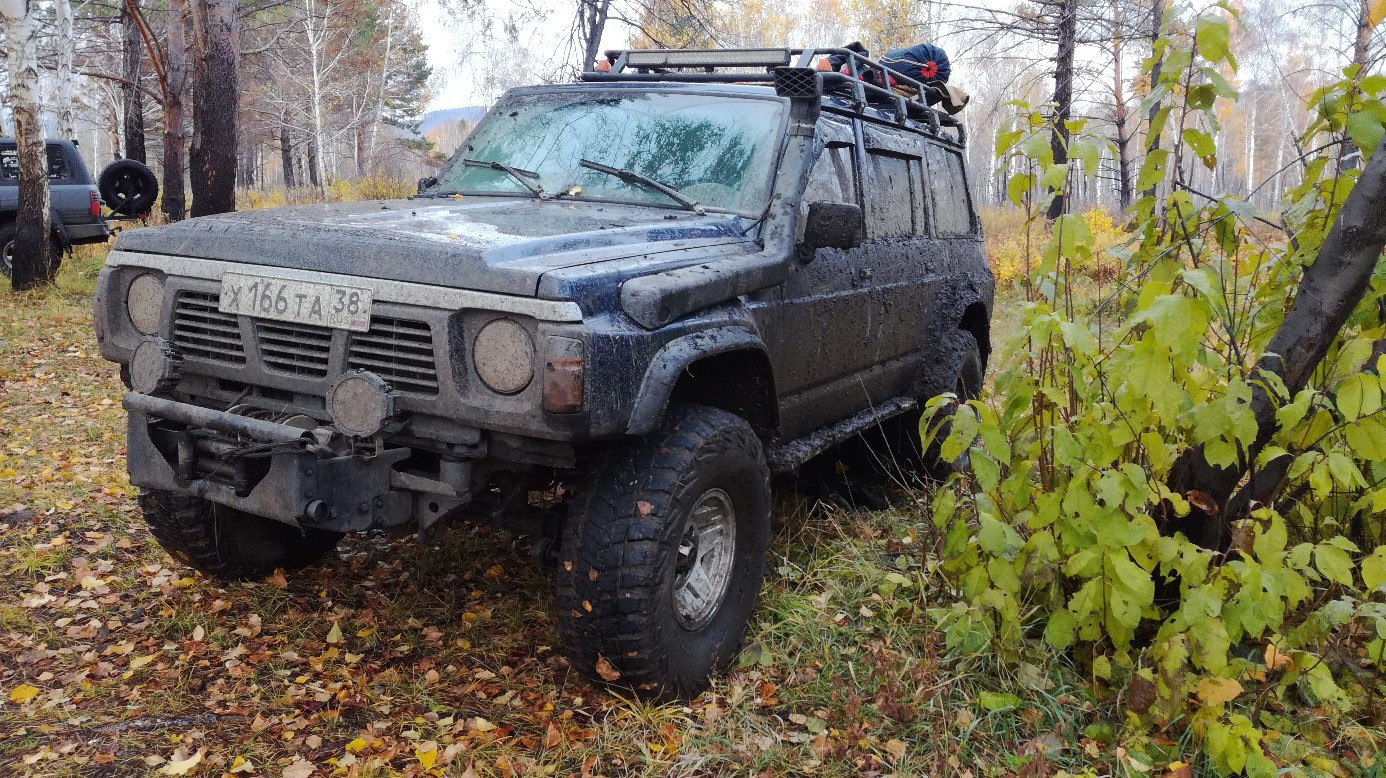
top-left (418, 106), bottom-right (487, 136)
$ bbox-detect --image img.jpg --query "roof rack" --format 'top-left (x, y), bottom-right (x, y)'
top-left (579, 47), bottom-right (965, 147)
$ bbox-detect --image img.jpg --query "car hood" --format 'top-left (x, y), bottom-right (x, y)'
top-left (113, 197), bottom-right (755, 297)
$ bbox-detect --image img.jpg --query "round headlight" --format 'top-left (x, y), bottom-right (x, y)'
top-left (327, 370), bottom-right (396, 438)
top-left (474, 318), bottom-right (535, 395)
top-left (126, 273), bottom-right (165, 334)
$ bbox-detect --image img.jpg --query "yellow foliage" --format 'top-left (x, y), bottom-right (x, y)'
top-left (983, 205), bottom-right (1126, 283)
top-left (851, 0), bottom-right (931, 51)
top-left (238, 176), bottom-right (414, 211)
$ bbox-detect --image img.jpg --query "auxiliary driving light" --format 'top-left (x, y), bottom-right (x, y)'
top-left (624, 48), bottom-right (791, 69)
top-left (327, 370), bottom-right (396, 438)
top-left (130, 337), bottom-right (182, 394)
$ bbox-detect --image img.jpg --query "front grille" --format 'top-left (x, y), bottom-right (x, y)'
top-left (166, 290), bottom-right (441, 396)
top-left (256, 320), bottom-right (333, 378)
top-left (171, 291), bottom-right (246, 364)
top-left (349, 317), bottom-right (439, 395)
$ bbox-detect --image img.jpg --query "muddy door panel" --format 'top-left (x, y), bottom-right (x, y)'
top-left (762, 128), bottom-right (884, 439)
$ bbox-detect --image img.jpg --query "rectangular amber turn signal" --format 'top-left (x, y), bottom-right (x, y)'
top-left (543, 337), bottom-right (584, 414)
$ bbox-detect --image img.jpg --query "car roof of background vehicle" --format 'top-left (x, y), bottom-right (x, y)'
top-left (0, 139), bottom-right (82, 149)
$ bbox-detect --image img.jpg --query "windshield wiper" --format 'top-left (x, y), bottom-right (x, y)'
top-left (461, 158), bottom-right (549, 200)
top-left (578, 159), bottom-right (704, 214)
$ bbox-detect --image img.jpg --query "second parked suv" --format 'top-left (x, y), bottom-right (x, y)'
top-left (0, 139), bottom-right (109, 277)
top-left (95, 46), bottom-right (993, 696)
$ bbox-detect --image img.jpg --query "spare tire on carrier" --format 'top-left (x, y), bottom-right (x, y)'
top-left (98, 159), bottom-right (159, 216)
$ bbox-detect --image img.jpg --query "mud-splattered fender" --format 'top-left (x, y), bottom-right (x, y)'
top-left (914, 269), bottom-right (994, 398)
top-left (625, 327), bottom-right (773, 436)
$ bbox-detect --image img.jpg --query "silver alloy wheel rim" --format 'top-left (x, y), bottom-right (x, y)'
top-left (673, 487), bottom-right (737, 631)
top-left (1, 239), bottom-right (12, 277)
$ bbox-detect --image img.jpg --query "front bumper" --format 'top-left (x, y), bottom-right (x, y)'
top-left (124, 393), bottom-right (445, 532)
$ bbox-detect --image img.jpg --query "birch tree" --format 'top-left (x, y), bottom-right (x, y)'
top-left (56, 0), bottom-right (74, 138)
top-left (1, 0), bottom-right (55, 290)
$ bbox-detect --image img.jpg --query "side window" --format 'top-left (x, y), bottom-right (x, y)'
top-left (45, 146), bottom-right (73, 181)
top-left (925, 144), bottom-right (974, 237)
top-left (862, 151), bottom-right (920, 239)
top-left (0, 149), bottom-right (18, 181)
top-left (798, 143), bottom-right (857, 237)
top-left (0, 146), bottom-right (73, 181)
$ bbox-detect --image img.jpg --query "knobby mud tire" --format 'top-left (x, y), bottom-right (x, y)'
top-left (555, 404), bottom-right (772, 698)
top-left (140, 490), bottom-right (342, 581)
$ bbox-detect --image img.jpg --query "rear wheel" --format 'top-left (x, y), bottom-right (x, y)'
top-left (140, 490), bottom-right (343, 580)
top-left (556, 404), bottom-right (771, 697)
top-left (0, 222), bottom-right (62, 282)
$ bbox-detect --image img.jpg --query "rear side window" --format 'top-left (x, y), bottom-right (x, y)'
top-left (925, 144), bottom-right (974, 236)
top-left (0, 145), bottom-right (75, 182)
top-left (862, 151), bottom-right (922, 238)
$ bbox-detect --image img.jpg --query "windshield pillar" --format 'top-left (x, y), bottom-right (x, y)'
top-left (759, 98), bottom-right (820, 255)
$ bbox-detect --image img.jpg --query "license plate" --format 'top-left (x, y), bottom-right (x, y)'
top-left (219, 273), bottom-right (373, 332)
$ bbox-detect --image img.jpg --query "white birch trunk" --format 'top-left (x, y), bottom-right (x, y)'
top-left (363, 1), bottom-right (395, 177)
top-left (1244, 99), bottom-right (1256, 196)
top-left (0, 0), bottom-right (55, 288)
top-left (56, 0), bottom-right (74, 138)
top-left (305, 0), bottom-right (328, 192)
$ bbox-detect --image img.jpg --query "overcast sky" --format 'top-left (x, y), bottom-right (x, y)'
top-left (418, 0), bottom-right (636, 111)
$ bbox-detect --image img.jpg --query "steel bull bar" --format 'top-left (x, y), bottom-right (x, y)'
top-left (122, 393), bottom-right (413, 531)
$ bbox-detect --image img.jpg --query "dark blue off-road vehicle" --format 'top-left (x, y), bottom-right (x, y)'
top-left (95, 47), bottom-right (993, 695)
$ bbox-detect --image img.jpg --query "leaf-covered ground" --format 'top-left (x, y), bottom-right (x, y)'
top-left (0, 254), bottom-right (1109, 777)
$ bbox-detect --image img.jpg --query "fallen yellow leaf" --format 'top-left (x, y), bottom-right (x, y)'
top-left (8, 684), bottom-right (40, 704)
top-left (416, 742), bottom-right (439, 769)
top-left (468, 716), bottom-right (497, 732)
top-left (129, 654), bottom-right (157, 671)
top-left (159, 748), bottom-right (204, 776)
top-left (345, 738), bottom-right (369, 753)
top-left (326, 622), bottom-right (343, 644)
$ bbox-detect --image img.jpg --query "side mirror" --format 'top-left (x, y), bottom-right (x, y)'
top-left (417, 176), bottom-right (438, 195)
top-left (803, 201), bottom-right (863, 251)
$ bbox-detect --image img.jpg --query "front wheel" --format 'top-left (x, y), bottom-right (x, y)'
top-left (556, 404), bottom-right (771, 697)
top-left (140, 490), bottom-right (343, 580)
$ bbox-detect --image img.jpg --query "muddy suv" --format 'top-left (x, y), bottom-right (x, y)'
top-left (95, 47), bottom-right (992, 696)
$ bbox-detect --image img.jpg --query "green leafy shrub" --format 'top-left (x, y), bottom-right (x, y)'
top-left (927, 5), bottom-right (1386, 774)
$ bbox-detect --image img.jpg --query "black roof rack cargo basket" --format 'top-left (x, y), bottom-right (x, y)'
top-left (581, 46), bottom-right (966, 147)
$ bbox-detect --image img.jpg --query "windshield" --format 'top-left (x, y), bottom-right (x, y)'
top-left (428, 90), bottom-right (786, 214)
